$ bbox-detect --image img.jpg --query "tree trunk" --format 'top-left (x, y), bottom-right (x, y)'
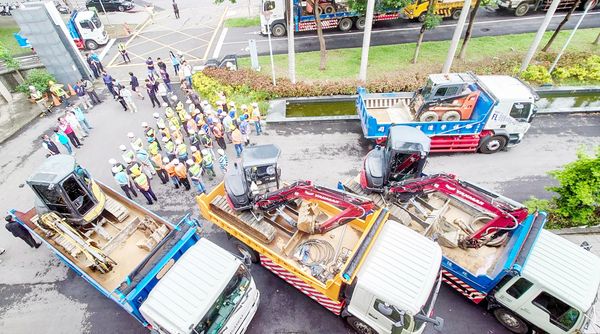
top-left (541, 0), bottom-right (580, 52)
top-left (311, 1), bottom-right (327, 70)
top-left (594, 31), bottom-right (600, 45)
top-left (413, 26), bottom-right (426, 64)
top-left (248, 0), bottom-right (252, 17)
top-left (458, 0), bottom-right (482, 60)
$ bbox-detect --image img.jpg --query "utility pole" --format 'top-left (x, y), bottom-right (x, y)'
top-left (442, 0), bottom-right (471, 73)
top-left (549, 0), bottom-right (595, 73)
top-left (287, 0), bottom-right (296, 84)
top-left (266, 23), bottom-right (277, 86)
top-left (518, 0), bottom-right (561, 74)
top-left (358, 0), bottom-right (376, 82)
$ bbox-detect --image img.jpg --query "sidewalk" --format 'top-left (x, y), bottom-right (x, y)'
top-left (0, 93), bottom-right (44, 144)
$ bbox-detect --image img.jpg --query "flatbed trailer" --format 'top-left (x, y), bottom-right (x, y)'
top-left (341, 175), bottom-right (600, 334)
top-left (197, 181), bottom-right (445, 334)
top-left (12, 174), bottom-right (259, 334)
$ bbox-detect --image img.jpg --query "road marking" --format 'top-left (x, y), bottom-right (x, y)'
top-left (107, 13), bottom-right (154, 67)
top-left (220, 11), bottom-right (600, 45)
top-left (204, 7), bottom-right (228, 61)
top-left (99, 38), bottom-right (116, 61)
top-left (212, 28), bottom-right (228, 59)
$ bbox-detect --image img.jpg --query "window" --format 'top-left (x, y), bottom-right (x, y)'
top-left (61, 176), bottom-right (94, 215)
top-left (90, 13), bottom-right (102, 29)
top-left (263, 0), bottom-right (275, 11)
top-left (434, 87), bottom-right (448, 98)
top-left (31, 184), bottom-right (71, 215)
top-left (506, 278), bottom-right (533, 299)
top-left (532, 292), bottom-right (579, 331)
top-left (509, 102), bottom-right (532, 121)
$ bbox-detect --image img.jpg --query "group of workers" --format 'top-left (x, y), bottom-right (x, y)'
top-left (109, 95), bottom-right (263, 205)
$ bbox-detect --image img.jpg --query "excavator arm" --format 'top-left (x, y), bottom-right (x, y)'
top-left (387, 174), bottom-right (529, 248)
top-left (254, 180), bottom-right (375, 234)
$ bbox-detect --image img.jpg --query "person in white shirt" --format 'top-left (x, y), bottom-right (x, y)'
top-left (120, 86), bottom-right (137, 113)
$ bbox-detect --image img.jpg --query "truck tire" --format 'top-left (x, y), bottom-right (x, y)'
top-left (514, 3), bottom-right (529, 16)
top-left (338, 18), bottom-right (353, 32)
top-left (323, 4), bottom-right (336, 13)
top-left (346, 316), bottom-right (377, 334)
top-left (479, 135), bottom-right (507, 154)
top-left (271, 23), bottom-right (286, 37)
top-left (419, 111), bottom-right (439, 122)
top-left (493, 308), bottom-right (529, 334)
top-left (232, 240), bottom-right (259, 263)
top-left (355, 17), bottom-right (366, 30)
top-left (85, 40), bottom-right (99, 50)
top-left (451, 9), bottom-right (462, 20)
top-left (441, 110), bottom-right (461, 121)
top-left (418, 13), bottom-right (426, 22)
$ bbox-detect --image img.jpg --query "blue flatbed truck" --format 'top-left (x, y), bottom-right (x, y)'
top-left (342, 172), bottom-right (600, 334)
top-left (357, 73), bottom-right (539, 154)
top-left (10, 155), bottom-right (259, 334)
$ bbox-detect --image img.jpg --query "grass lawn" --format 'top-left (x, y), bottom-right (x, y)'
top-left (238, 28), bottom-right (600, 81)
top-left (0, 26), bottom-right (27, 56)
top-left (225, 16), bottom-right (261, 28)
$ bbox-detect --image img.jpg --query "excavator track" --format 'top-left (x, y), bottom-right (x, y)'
top-left (343, 178), bottom-right (412, 224)
top-left (210, 195), bottom-right (277, 244)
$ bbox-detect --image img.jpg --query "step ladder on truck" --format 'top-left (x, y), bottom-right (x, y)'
top-left (11, 155), bottom-right (259, 334)
top-left (340, 128), bottom-right (600, 334)
top-left (196, 144), bottom-right (446, 334)
top-left (356, 72), bottom-right (539, 154)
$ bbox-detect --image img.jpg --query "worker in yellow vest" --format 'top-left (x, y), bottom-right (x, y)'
top-left (186, 159), bottom-right (206, 194)
top-left (190, 146), bottom-right (202, 164)
top-left (162, 137), bottom-right (176, 161)
top-left (170, 125), bottom-right (183, 144)
top-left (143, 122), bottom-right (161, 151)
top-left (173, 159), bottom-right (191, 190)
top-left (131, 169), bottom-right (157, 205)
top-left (120, 144), bottom-right (136, 163)
top-left (175, 139), bottom-right (188, 162)
top-left (128, 132), bottom-right (144, 151)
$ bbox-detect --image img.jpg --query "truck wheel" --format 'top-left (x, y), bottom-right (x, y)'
top-left (418, 13), bottom-right (426, 22)
top-left (493, 308), bottom-right (529, 334)
top-left (118, 5), bottom-right (125, 12)
top-left (323, 4), bottom-right (336, 13)
top-left (85, 40), bottom-right (99, 50)
top-left (479, 135), bottom-right (507, 154)
top-left (355, 17), bottom-right (366, 30)
top-left (338, 18), bottom-right (353, 32)
top-left (419, 111), bottom-right (439, 122)
top-left (271, 23), bottom-right (286, 37)
top-left (233, 240), bottom-right (259, 263)
top-left (514, 3), bottom-right (529, 16)
top-left (451, 9), bottom-right (462, 20)
top-left (346, 316), bottom-right (376, 334)
top-left (441, 110), bottom-right (461, 121)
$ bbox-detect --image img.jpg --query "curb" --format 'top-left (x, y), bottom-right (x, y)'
top-left (0, 110), bottom-right (41, 145)
top-left (552, 225), bottom-right (600, 236)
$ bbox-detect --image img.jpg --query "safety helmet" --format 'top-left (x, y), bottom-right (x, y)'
top-left (186, 159), bottom-right (194, 166)
top-left (240, 104), bottom-right (248, 110)
top-left (161, 136), bottom-right (169, 142)
top-left (111, 167), bottom-right (120, 174)
top-left (171, 95), bottom-right (178, 101)
top-left (127, 132), bottom-right (134, 138)
top-left (201, 149), bottom-right (208, 155)
top-left (162, 157), bottom-right (170, 163)
top-left (119, 145), bottom-right (127, 151)
top-left (170, 125), bottom-right (177, 131)
top-left (251, 102), bottom-right (258, 107)
top-left (175, 139), bottom-right (182, 145)
top-left (172, 159), bottom-right (180, 165)
top-left (141, 122), bottom-right (148, 127)
top-left (190, 146), bottom-right (197, 152)
top-left (153, 112), bottom-right (160, 118)
top-left (217, 149), bottom-right (225, 156)
top-left (228, 101), bottom-right (235, 107)
top-left (201, 100), bottom-right (208, 106)
top-left (185, 99), bottom-right (192, 104)
top-left (109, 158), bottom-right (117, 165)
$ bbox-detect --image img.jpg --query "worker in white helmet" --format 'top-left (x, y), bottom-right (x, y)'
top-left (119, 144), bottom-right (135, 163)
top-left (127, 132), bottom-right (144, 151)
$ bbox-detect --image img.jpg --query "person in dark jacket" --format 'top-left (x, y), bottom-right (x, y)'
top-left (5, 215), bottom-right (41, 248)
top-left (129, 72), bottom-right (145, 99)
top-left (41, 134), bottom-right (60, 156)
top-left (102, 71), bottom-right (115, 96)
top-left (145, 79), bottom-right (161, 108)
top-left (173, 0), bottom-right (180, 18)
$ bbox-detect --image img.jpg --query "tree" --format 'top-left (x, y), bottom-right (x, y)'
top-left (0, 43), bottom-right (22, 81)
top-left (541, 0), bottom-right (581, 52)
top-left (213, 0), bottom-right (253, 17)
top-left (413, 1), bottom-right (441, 64)
top-left (306, 0), bottom-right (328, 70)
top-left (458, 0), bottom-right (481, 59)
top-left (595, 31), bottom-right (600, 45)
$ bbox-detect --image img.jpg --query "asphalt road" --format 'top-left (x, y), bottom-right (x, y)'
top-left (216, 9), bottom-right (600, 57)
top-left (0, 75), bottom-right (598, 334)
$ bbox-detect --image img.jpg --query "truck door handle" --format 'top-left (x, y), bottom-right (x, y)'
top-left (368, 313), bottom-right (379, 319)
top-left (519, 308), bottom-right (531, 314)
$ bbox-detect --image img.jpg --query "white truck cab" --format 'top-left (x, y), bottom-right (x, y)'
top-left (140, 238), bottom-right (260, 334)
top-left (493, 230), bottom-right (600, 334)
top-left (347, 221), bottom-right (444, 334)
top-left (72, 10), bottom-right (109, 50)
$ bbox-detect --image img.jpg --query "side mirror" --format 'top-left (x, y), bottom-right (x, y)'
top-left (433, 317), bottom-right (444, 331)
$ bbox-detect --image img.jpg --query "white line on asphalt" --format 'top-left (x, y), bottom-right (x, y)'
top-left (99, 39), bottom-right (116, 60)
top-left (213, 28), bottom-right (229, 59)
top-left (220, 11), bottom-right (600, 45)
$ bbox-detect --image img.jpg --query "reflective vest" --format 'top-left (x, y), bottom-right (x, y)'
top-left (165, 107), bottom-right (174, 118)
top-left (178, 107), bottom-right (187, 122)
top-left (131, 137), bottom-right (144, 151)
top-left (192, 151), bottom-right (202, 164)
top-left (200, 135), bottom-right (212, 148)
top-left (122, 150), bottom-right (135, 162)
top-left (160, 128), bottom-right (171, 140)
top-left (232, 130), bottom-right (242, 144)
top-left (112, 163), bottom-right (125, 173)
top-left (133, 173), bottom-right (149, 190)
top-left (165, 162), bottom-right (176, 177)
top-left (188, 163), bottom-right (202, 178)
top-left (156, 118), bottom-right (166, 130)
top-left (165, 140), bottom-right (175, 153)
top-left (145, 128), bottom-right (156, 139)
top-left (186, 119), bottom-right (197, 133)
top-left (174, 164), bottom-right (187, 178)
top-left (176, 143), bottom-right (187, 157)
top-left (148, 141), bottom-right (159, 155)
top-left (189, 134), bottom-right (199, 147)
top-left (168, 116), bottom-right (180, 129)
top-left (171, 129), bottom-right (183, 143)
top-left (127, 162), bottom-right (142, 176)
top-left (150, 154), bottom-right (163, 170)
top-left (202, 153), bottom-right (213, 168)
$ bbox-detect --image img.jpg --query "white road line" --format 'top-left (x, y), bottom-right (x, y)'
top-left (220, 11), bottom-right (600, 45)
top-left (213, 27), bottom-right (229, 59)
top-left (99, 39), bottom-right (116, 60)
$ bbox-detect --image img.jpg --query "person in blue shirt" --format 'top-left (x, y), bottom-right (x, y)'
top-left (102, 71), bottom-right (115, 96)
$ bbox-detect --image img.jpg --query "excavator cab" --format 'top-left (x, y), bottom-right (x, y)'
top-left (361, 126), bottom-right (430, 192)
top-left (27, 155), bottom-right (106, 226)
top-left (225, 144), bottom-right (281, 211)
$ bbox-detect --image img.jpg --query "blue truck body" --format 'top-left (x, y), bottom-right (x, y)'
top-left (10, 206), bottom-right (202, 328)
top-left (356, 86), bottom-right (496, 140)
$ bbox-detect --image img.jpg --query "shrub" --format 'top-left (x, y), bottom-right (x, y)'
top-left (16, 69), bottom-right (56, 94)
top-left (519, 65), bottom-right (553, 85)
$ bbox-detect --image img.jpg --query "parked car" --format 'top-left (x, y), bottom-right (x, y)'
top-left (86, 0), bottom-right (134, 12)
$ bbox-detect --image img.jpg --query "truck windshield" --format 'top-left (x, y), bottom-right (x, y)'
top-left (193, 265), bottom-right (251, 334)
top-left (420, 80), bottom-right (434, 100)
top-left (90, 13), bottom-right (102, 29)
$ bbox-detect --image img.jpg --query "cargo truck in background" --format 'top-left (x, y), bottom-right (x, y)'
top-left (15, 9), bottom-right (108, 50)
top-left (11, 155), bottom-right (259, 334)
top-left (260, 0), bottom-right (406, 37)
top-left (402, 0), bottom-right (466, 21)
top-left (340, 129), bottom-right (600, 334)
top-left (496, 0), bottom-right (597, 16)
top-left (197, 145), bottom-right (445, 334)
top-left (357, 72), bottom-right (539, 153)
